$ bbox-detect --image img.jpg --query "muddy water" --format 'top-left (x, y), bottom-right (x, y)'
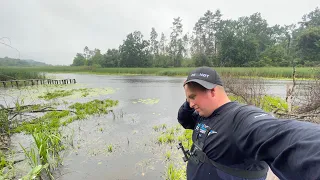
top-left (0, 73), bottom-right (307, 180)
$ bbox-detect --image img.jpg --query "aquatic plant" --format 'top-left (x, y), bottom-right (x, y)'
top-left (20, 130), bottom-right (63, 179)
top-left (165, 162), bottom-right (186, 180)
top-left (107, 144), bottom-right (113, 152)
top-left (133, 98), bottom-right (160, 105)
top-left (165, 151), bottom-right (171, 161)
top-left (38, 90), bottom-right (74, 100)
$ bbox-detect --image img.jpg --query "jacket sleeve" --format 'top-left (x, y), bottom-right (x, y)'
top-left (177, 100), bottom-right (199, 129)
top-left (232, 106), bottom-right (320, 180)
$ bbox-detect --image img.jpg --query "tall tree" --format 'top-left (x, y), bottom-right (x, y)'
top-left (150, 27), bottom-right (159, 66)
top-left (159, 33), bottom-right (167, 55)
top-left (299, 7), bottom-right (320, 28)
top-left (72, 53), bottom-right (86, 66)
top-left (296, 27), bottom-right (320, 63)
top-left (169, 17), bottom-right (184, 67)
top-left (102, 49), bottom-right (120, 67)
top-left (119, 31), bottom-right (151, 67)
top-left (150, 27), bottom-right (159, 56)
top-left (90, 48), bottom-right (104, 66)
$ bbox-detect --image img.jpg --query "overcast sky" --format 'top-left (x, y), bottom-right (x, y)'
top-left (0, 0), bottom-right (319, 65)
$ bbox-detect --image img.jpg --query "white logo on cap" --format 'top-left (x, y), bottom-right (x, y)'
top-left (199, 73), bottom-right (209, 78)
top-left (190, 73), bottom-right (210, 78)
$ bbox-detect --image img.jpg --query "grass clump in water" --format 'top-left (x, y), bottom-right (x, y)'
top-left (20, 130), bottom-right (63, 179)
top-left (13, 110), bottom-right (71, 134)
top-left (38, 88), bottom-right (116, 100)
top-left (165, 151), bottom-right (171, 161)
top-left (107, 144), bottom-right (113, 153)
top-left (13, 99), bottom-right (119, 134)
top-left (13, 98), bottom-right (118, 179)
top-left (165, 162), bottom-right (186, 180)
top-left (0, 150), bottom-right (8, 170)
top-left (38, 90), bottom-right (74, 100)
top-left (133, 98), bottom-right (160, 105)
top-left (69, 99), bottom-right (119, 118)
top-left (155, 125), bottom-right (192, 146)
top-left (153, 123), bottom-right (167, 132)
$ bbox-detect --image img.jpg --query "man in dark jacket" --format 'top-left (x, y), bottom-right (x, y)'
top-left (178, 66), bottom-right (320, 180)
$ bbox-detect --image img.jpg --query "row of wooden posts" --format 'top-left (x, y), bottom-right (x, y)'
top-left (0, 79), bottom-right (76, 88)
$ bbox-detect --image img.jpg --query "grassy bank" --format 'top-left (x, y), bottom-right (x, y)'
top-left (2, 66), bottom-right (319, 79)
top-left (0, 68), bottom-right (45, 81)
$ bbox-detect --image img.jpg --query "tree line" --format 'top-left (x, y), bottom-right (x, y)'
top-left (72, 7), bottom-right (320, 68)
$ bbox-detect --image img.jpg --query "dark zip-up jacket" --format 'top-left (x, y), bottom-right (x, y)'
top-left (177, 101), bottom-right (320, 180)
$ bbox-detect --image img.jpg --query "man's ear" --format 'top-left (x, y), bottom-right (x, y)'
top-left (210, 88), bottom-right (215, 97)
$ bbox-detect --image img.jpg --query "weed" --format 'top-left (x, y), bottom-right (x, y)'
top-left (69, 99), bottom-right (119, 117)
top-left (0, 68), bottom-right (45, 81)
top-left (38, 90), bottom-right (74, 100)
top-left (165, 162), bottom-right (186, 180)
top-left (165, 151), bottom-right (171, 161)
top-left (20, 130), bottom-right (63, 179)
top-left (107, 145), bottom-right (113, 152)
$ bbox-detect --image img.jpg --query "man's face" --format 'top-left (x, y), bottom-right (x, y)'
top-left (184, 84), bottom-right (213, 117)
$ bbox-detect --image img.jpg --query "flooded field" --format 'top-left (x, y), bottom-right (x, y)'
top-left (0, 73), bottom-right (308, 179)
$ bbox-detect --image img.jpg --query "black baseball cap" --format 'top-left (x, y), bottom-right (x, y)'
top-left (183, 66), bottom-right (223, 89)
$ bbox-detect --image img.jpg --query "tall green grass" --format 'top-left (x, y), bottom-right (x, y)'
top-left (0, 67), bottom-right (46, 81)
top-left (20, 130), bottom-right (62, 179)
top-left (3, 66), bottom-right (319, 79)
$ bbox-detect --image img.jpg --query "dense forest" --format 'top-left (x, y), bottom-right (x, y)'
top-left (72, 7), bottom-right (320, 68)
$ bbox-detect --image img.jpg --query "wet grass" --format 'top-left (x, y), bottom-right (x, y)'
top-left (165, 162), bottom-right (186, 180)
top-left (0, 150), bottom-right (7, 170)
top-left (20, 131), bottom-right (62, 179)
top-left (38, 90), bottom-right (75, 100)
top-left (4, 66), bottom-right (320, 79)
top-left (0, 78), bottom-right (121, 179)
top-left (165, 151), bottom-right (171, 161)
top-left (6, 98), bottom-right (117, 179)
top-left (0, 67), bottom-right (46, 81)
top-left (0, 109), bottom-right (9, 136)
top-left (154, 124), bottom-right (192, 149)
top-left (13, 99), bottom-right (118, 134)
top-left (107, 144), bottom-right (113, 153)
top-left (11, 98), bottom-right (118, 179)
top-left (69, 99), bottom-right (118, 118)
top-left (152, 124), bottom-right (192, 180)
top-left (13, 110), bottom-right (71, 134)
top-left (0, 150), bottom-right (14, 179)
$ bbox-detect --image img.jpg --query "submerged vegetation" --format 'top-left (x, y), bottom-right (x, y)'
top-left (38, 87), bottom-right (116, 100)
top-left (0, 84), bottom-right (119, 179)
top-left (133, 98), bottom-right (160, 105)
top-left (152, 123), bottom-right (192, 180)
top-left (14, 99), bottom-right (118, 134)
